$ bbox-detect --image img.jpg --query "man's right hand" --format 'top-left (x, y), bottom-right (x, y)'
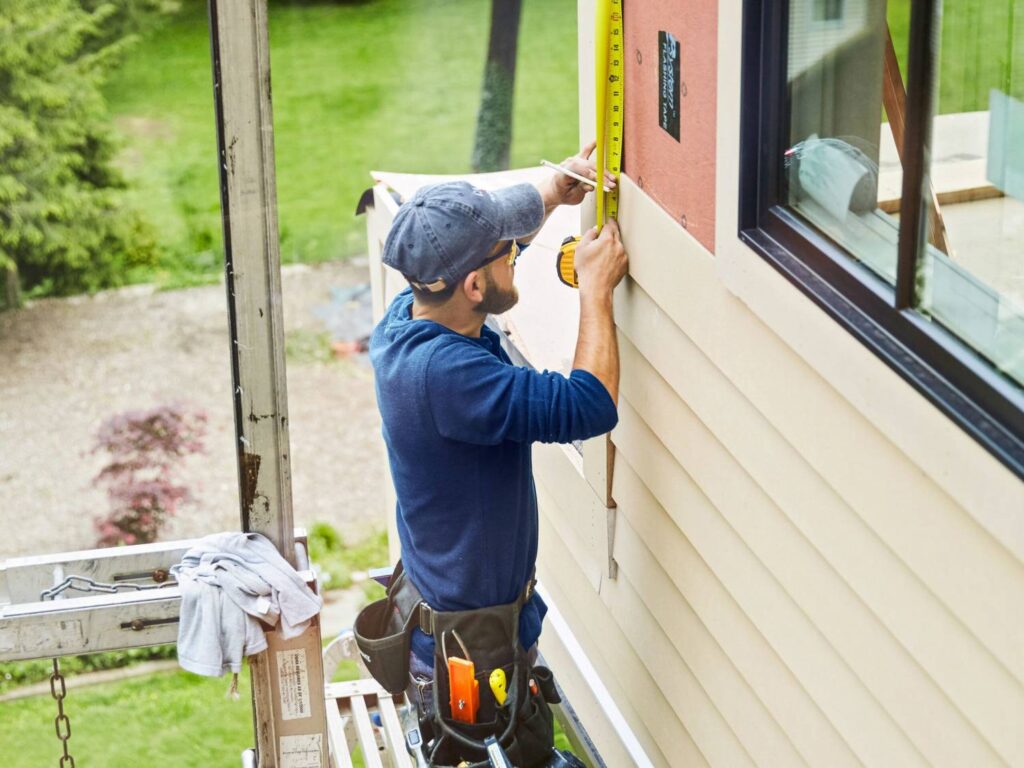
top-left (574, 220), bottom-right (628, 296)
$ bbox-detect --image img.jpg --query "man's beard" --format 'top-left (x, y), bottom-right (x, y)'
top-left (476, 269), bottom-right (519, 315)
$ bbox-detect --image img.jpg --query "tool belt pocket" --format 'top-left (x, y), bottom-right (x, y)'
top-left (431, 655), bottom-right (557, 768)
top-left (426, 602), bottom-right (556, 768)
top-left (353, 562), bottom-right (422, 694)
top-left (352, 597), bottom-right (411, 694)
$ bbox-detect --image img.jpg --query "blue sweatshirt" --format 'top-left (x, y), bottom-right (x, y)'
top-left (369, 288), bottom-right (619, 663)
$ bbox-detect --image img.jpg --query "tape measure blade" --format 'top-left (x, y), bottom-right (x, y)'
top-left (595, 0), bottom-right (611, 229)
top-left (606, 0), bottom-right (623, 222)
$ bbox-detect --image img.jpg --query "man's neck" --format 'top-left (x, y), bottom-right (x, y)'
top-left (412, 298), bottom-right (486, 338)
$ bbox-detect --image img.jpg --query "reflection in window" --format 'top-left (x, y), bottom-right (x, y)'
top-left (784, 0), bottom-right (901, 284)
top-left (814, 0), bottom-right (845, 23)
top-left (916, 0), bottom-right (1024, 388)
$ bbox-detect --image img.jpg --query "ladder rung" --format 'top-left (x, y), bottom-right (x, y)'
top-left (325, 703), bottom-right (354, 768)
top-left (349, 694), bottom-right (384, 768)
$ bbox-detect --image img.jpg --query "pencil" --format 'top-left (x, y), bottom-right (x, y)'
top-left (540, 159), bottom-right (612, 192)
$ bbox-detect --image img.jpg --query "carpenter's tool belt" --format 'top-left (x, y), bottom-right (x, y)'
top-left (354, 561), bottom-right (560, 767)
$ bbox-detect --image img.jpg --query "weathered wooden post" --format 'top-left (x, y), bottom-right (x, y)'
top-left (208, 1), bottom-right (329, 765)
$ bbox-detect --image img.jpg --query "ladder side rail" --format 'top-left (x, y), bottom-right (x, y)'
top-left (0, 540), bottom-right (196, 605)
top-left (0, 565), bottom-right (317, 663)
top-left (0, 589), bottom-right (182, 661)
top-left (209, 0), bottom-right (328, 765)
top-left (0, 529), bottom-right (309, 606)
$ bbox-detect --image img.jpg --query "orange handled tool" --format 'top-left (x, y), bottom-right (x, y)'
top-left (448, 657), bottom-right (479, 724)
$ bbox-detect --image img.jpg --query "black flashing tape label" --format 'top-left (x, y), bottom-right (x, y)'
top-left (659, 31), bottom-right (680, 141)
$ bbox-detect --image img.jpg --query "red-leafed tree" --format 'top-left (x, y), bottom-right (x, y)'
top-left (92, 404), bottom-right (207, 546)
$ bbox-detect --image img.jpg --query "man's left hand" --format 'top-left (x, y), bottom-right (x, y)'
top-left (544, 140), bottom-right (617, 208)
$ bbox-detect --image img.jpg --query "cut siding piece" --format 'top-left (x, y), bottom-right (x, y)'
top-left (614, 385), bottom-right (1006, 767)
top-left (612, 458), bottom-right (861, 767)
top-left (533, 442), bottom-right (609, 592)
top-left (616, 176), bottom-right (1024, 689)
top-left (601, 536), bottom-right (801, 766)
top-left (537, 502), bottom-right (686, 768)
top-left (612, 400), bottom-right (927, 767)
top-left (615, 297), bottom-right (1024, 763)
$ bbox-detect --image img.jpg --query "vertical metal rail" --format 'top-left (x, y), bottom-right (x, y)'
top-left (208, 1), bottom-right (328, 765)
top-left (895, 0), bottom-right (940, 309)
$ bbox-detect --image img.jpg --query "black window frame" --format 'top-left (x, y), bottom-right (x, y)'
top-left (739, 0), bottom-right (1024, 480)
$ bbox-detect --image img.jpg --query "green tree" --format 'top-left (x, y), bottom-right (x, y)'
top-left (0, 0), bottom-right (161, 302)
top-left (79, 0), bottom-right (179, 52)
top-left (471, 0), bottom-right (523, 172)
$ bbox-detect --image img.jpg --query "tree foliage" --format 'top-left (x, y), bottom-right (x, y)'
top-left (0, 1), bottom-right (169, 298)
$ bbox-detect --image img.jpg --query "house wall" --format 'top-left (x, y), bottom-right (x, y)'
top-left (531, 0), bottom-right (1024, 765)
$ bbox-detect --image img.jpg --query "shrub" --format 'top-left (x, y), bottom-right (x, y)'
top-left (306, 521), bottom-right (352, 590)
top-left (0, 1), bottom-right (172, 299)
top-left (0, 645), bottom-right (177, 695)
top-left (306, 523), bottom-right (389, 594)
top-left (92, 404), bottom-right (207, 546)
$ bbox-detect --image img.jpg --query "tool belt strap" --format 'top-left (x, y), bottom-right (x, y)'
top-left (386, 561), bottom-right (535, 638)
top-left (416, 573), bottom-right (535, 637)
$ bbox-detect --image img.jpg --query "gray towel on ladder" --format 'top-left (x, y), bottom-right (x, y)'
top-left (172, 532), bottom-right (323, 677)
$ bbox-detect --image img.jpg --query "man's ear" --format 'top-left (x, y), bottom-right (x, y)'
top-left (462, 269), bottom-right (485, 306)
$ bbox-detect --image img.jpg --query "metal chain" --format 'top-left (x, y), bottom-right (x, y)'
top-left (40, 574), bottom-right (175, 602)
top-left (50, 659), bottom-right (75, 767)
top-left (41, 573), bottom-right (175, 765)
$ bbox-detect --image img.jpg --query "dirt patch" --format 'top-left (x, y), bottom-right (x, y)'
top-left (0, 260), bottom-right (386, 560)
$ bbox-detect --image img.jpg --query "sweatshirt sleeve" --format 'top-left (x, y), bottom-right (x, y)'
top-left (425, 340), bottom-right (618, 445)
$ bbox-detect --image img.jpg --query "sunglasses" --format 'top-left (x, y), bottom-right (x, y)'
top-left (491, 239), bottom-right (523, 268)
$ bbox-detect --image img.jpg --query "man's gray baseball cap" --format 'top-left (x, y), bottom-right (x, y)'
top-left (382, 181), bottom-right (544, 292)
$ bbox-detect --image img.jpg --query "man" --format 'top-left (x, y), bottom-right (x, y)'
top-left (369, 143), bottom-right (628, 707)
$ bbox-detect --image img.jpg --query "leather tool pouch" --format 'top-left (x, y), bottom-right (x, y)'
top-left (353, 561), bottom-right (558, 767)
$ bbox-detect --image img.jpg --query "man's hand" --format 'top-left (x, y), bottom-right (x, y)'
top-left (542, 140), bottom-right (618, 208)
top-left (573, 220), bottom-right (628, 297)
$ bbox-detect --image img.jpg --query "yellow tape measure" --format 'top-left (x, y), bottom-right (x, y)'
top-left (596, 0), bottom-right (624, 229)
top-left (557, 0), bottom-right (624, 289)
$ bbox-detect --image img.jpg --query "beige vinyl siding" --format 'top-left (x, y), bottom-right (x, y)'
top-left (532, 166), bottom-right (1024, 765)
top-left (537, 496), bottom-right (694, 768)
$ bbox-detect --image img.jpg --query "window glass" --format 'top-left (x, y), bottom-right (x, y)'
top-left (915, 0), bottom-right (1024, 388)
top-left (785, 0), bottom-right (909, 285)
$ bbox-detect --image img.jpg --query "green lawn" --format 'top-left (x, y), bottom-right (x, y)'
top-left (887, 0), bottom-right (1023, 113)
top-left (0, 658), bottom-right (570, 767)
top-left (105, 0), bottom-right (579, 289)
top-left (0, 668), bottom-right (259, 767)
top-left (0, 660), bottom-right (368, 768)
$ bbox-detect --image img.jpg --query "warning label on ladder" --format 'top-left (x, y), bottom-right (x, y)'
top-left (279, 733), bottom-right (322, 768)
top-left (276, 648), bottom-right (312, 721)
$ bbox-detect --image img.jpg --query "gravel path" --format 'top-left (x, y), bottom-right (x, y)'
top-left (0, 260), bottom-right (386, 560)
